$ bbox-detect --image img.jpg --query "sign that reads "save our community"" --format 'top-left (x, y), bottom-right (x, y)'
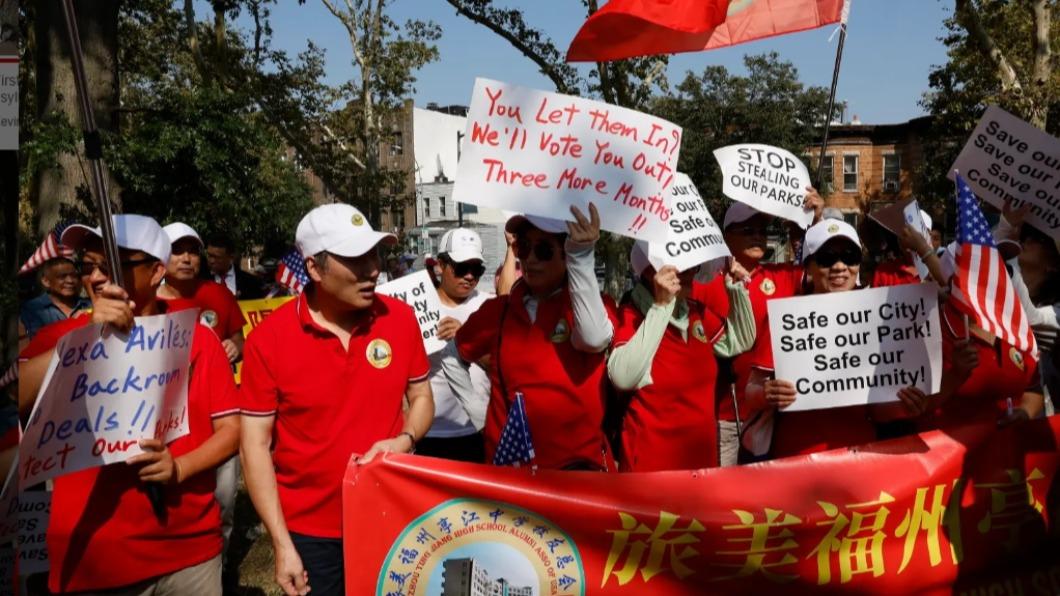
top-left (454, 78), bottom-right (682, 242)
top-left (20, 310), bottom-right (197, 487)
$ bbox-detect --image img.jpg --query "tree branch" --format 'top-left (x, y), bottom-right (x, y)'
top-left (183, 0), bottom-right (211, 83)
top-left (954, 0), bottom-right (1023, 92)
top-left (1031, 0), bottom-right (1051, 88)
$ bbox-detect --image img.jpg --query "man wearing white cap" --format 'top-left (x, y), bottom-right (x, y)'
top-left (240, 203), bottom-right (433, 596)
top-left (416, 228), bottom-right (493, 462)
top-left (18, 214), bottom-right (240, 594)
top-left (159, 222), bottom-right (247, 362)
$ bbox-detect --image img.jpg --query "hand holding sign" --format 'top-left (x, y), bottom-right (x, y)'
top-left (714, 144), bottom-right (815, 229)
top-left (376, 271), bottom-right (447, 354)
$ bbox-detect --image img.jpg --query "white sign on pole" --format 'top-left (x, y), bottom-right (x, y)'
top-left (15, 491), bottom-right (50, 576)
top-left (453, 78), bottom-right (682, 242)
top-left (0, 53), bottom-right (16, 151)
top-left (648, 173), bottom-right (730, 272)
top-left (950, 105), bottom-right (1060, 242)
top-left (19, 310), bottom-right (197, 487)
top-left (376, 270), bottom-right (446, 355)
top-left (767, 284), bottom-right (942, 411)
top-left (714, 144), bottom-right (814, 228)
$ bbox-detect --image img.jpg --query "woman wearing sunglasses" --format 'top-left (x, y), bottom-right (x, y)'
top-left (749, 219), bottom-right (880, 458)
top-left (606, 241), bottom-right (755, 472)
top-left (441, 204), bottom-right (618, 471)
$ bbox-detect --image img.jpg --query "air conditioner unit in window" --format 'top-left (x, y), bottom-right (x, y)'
top-left (884, 180), bottom-right (899, 193)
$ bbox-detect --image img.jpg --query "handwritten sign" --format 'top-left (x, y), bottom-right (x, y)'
top-left (649, 173), bottom-right (730, 271)
top-left (453, 78), bottom-right (682, 241)
top-left (376, 271), bottom-right (446, 354)
top-left (19, 310), bottom-right (197, 487)
top-left (951, 106), bottom-right (1060, 242)
top-left (0, 52), bottom-right (16, 151)
top-left (714, 144), bottom-right (814, 228)
top-left (14, 491), bottom-right (49, 576)
top-left (768, 284), bottom-right (942, 411)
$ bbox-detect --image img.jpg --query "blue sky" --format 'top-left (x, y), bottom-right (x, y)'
top-left (225, 0), bottom-right (954, 125)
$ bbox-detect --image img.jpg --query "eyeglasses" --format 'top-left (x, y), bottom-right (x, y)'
top-left (515, 238), bottom-right (560, 262)
top-left (445, 260), bottom-right (486, 278)
top-left (812, 248), bottom-right (862, 268)
top-left (76, 258), bottom-right (156, 277)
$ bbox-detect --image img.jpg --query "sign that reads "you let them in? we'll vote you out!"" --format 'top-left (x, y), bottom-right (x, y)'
top-left (453, 78), bottom-right (682, 242)
top-left (768, 284), bottom-right (942, 411)
top-left (19, 310), bottom-right (197, 487)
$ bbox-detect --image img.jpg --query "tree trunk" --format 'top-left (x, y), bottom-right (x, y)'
top-left (34, 0), bottom-right (119, 235)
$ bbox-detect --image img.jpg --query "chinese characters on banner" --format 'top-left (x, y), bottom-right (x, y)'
top-left (19, 310), bottom-right (197, 487)
top-left (453, 78), bottom-right (682, 242)
top-left (344, 416), bottom-right (1060, 594)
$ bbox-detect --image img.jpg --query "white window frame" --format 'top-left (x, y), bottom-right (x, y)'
top-left (843, 154), bottom-right (859, 193)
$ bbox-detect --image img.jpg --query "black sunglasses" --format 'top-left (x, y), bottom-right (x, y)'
top-left (729, 224), bottom-right (769, 236)
top-left (77, 258), bottom-right (157, 276)
top-left (445, 259), bottom-right (486, 278)
top-left (812, 248), bottom-right (862, 268)
top-left (515, 238), bottom-right (560, 262)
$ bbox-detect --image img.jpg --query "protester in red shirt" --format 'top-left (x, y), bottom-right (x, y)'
top-left (240, 204), bottom-right (433, 596)
top-left (18, 214), bottom-right (239, 594)
top-left (441, 205), bottom-right (617, 471)
top-left (715, 196), bottom-right (822, 465)
top-left (159, 222), bottom-right (247, 362)
top-left (751, 219), bottom-right (879, 458)
top-left (607, 241), bottom-right (755, 472)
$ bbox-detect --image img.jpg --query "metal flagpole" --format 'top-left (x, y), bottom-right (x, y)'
top-left (59, 0), bottom-right (167, 521)
top-left (816, 0), bottom-right (851, 190)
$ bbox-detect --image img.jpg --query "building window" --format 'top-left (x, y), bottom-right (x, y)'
top-left (843, 154), bottom-right (859, 192)
top-left (819, 154), bottom-right (834, 193)
top-left (883, 154), bottom-right (900, 193)
top-left (423, 197), bottom-right (431, 218)
top-left (439, 196), bottom-right (446, 218)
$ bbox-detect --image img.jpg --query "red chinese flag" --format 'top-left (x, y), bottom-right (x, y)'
top-left (567, 0), bottom-right (850, 62)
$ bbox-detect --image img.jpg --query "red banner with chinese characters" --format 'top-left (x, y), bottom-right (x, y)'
top-left (344, 417), bottom-right (1060, 595)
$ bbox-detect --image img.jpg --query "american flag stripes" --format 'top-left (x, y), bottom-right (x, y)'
top-left (19, 220), bottom-right (75, 274)
top-left (276, 249), bottom-right (310, 294)
top-left (492, 393), bottom-right (536, 467)
top-left (950, 174), bottom-right (1037, 355)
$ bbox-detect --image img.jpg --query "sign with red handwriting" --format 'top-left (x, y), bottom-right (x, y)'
top-left (18, 310), bottom-right (197, 488)
top-left (454, 78), bottom-right (682, 242)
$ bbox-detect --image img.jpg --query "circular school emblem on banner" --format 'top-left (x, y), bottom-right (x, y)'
top-left (1009, 347), bottom-right (1025, 371)
top-left (199, 309), bottom-right (218, 328)
top-left (366, 338), bottom-right (393, 369)
top-left (550, 319), bottom-right (571, 344)
top-left (759, 278), bottom-right (776, 296)
top-left (377, 499), bottom-right (586, 596)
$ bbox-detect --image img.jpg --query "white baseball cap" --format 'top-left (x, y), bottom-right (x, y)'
top-left (162, 222), bottom-right (202, 247)
top-left (61, 214), bottom-right (171, 263)
top-left (801, 219), bottom-right (861, 264)
top-left (438, 228), bottom-right (484, 263)
top-left (295, 203), bottom-right (396, 258)
top-left (722, 203), bottom-right (761, 230)
top-left (505, 213), bottom-right (569, 235)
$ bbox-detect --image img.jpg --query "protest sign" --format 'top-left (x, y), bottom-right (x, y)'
top-left (14, 491), bottom-right (49, 576)
top-left (0, 49), bottom-right (16, 151)
top-left (869, 198), bottom-right (932, 279)
top-left (19, 310), bottom-right (197, 487)
top-left (377, 271), bottom-right (446, 354)
top-left (950, 105), bottom-right (1060, 241)
top-left (648, 173), bottom-right (730, 271)
top-left (767, 284), bottom-right (941, 411)
top-left (714, 143), bottom-right (814, 228)
top-left (453, 78), bottom-right (682, 242)
top-left (235, 296), bottom-right (295, 384)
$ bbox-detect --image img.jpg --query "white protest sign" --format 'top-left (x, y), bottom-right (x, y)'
top-left (376, 271), bottom-right (446, 355)
top-left (0, 52), bottom-right (16, 151)
top-left (15, 491), bottom-right (49, 576)
top-left (19, 310), bottom-right (197, 487)
top-left (950, 106), bottom-right (1060, 241)
top-left (768, 284), bottom-right (942, 411)
top-left (454, 78), bottom-right (682, 242)
top-left (903, 200), bottom-right (933, 280)
top-left (649, 173), bottom-right (730, 271)
top-left (714, 144), bottom-right (814, 228)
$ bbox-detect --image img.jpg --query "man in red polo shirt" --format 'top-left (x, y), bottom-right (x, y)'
top-left (159, 222), bottom-right (247, 362)
top-left (18, 214), bottom-right (240, 594)
top-left (240, 203), bottom-right (433, 596)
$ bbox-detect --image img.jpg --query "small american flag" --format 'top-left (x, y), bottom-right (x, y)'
top-left (950, 174), bottom-right (1036, 354)
top-left (493, 393), bottom-right (536, 467)
top-left (276, 249), bottom-right (309, 294)
top-left (19, 220), bottom-right (75, 274)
